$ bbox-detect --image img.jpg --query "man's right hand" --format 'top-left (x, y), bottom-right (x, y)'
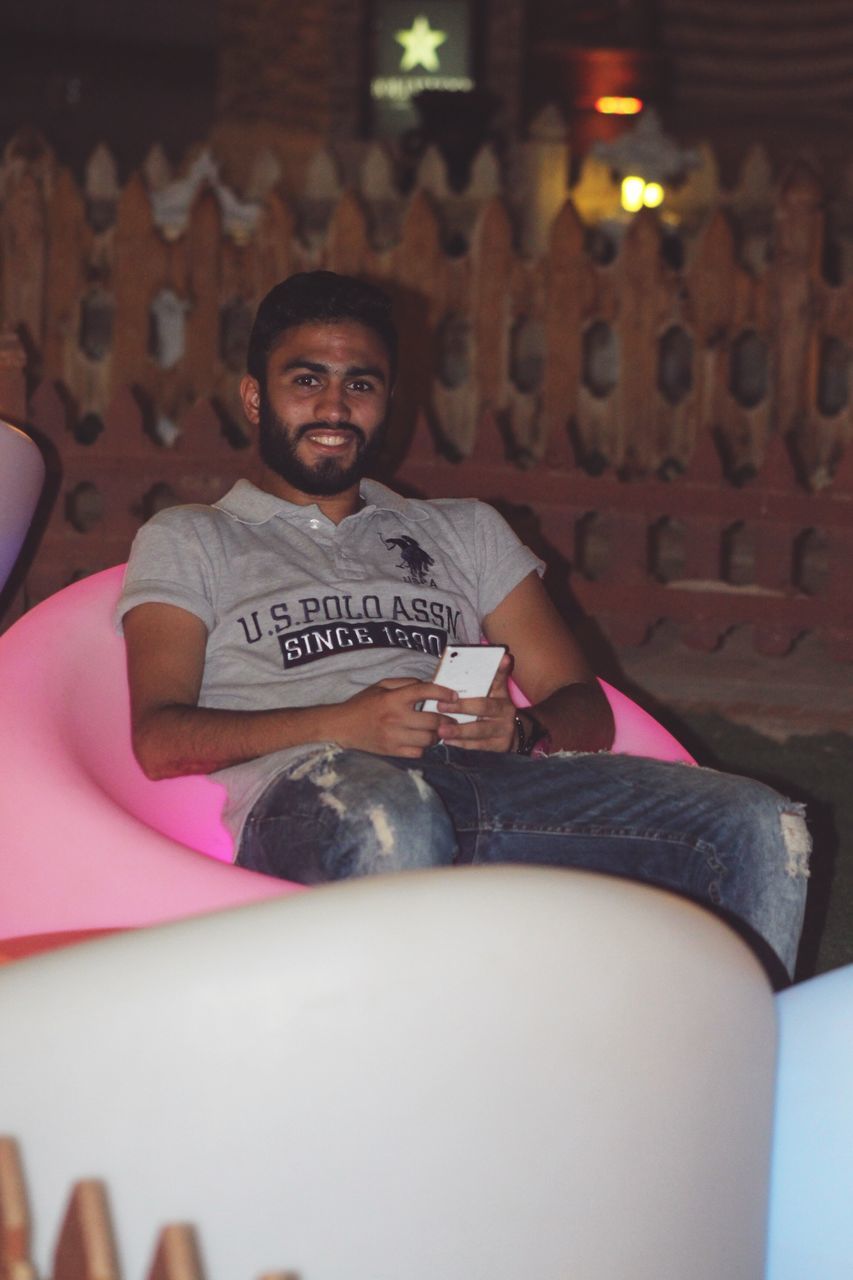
top-left (124, 600), bottom-right (460, 777)
top-left (330, 679), bottom-right (457, 758)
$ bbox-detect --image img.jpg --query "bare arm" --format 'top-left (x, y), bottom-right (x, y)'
top-left (436, 572), bottom-right (614, 753)
top-left (123, 602), bottom-right (455, 779)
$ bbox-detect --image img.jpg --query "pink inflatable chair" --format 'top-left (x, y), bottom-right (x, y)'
top-left (0, 566), bottom-right (693, 958)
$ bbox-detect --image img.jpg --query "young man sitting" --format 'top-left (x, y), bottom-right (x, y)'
top-left (118, 271), bottom-right (810, 983)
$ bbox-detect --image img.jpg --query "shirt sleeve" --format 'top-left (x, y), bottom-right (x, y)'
top-left (473, 502), bottom-right (545, 619)
top-left (115, 509), bottom-right (218, 633)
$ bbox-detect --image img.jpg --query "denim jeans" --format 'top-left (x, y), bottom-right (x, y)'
top-left (237, 743), bottom-right (810, 982)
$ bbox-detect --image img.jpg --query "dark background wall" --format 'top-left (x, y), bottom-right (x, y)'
top-left (0, 0), bottom-right (219, 174)
top-left (6, 0), bottom-right (853, 180)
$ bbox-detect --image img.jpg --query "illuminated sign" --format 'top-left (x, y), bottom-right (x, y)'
top-left (396, 15), bottom-right (447, 71)
top-left (371, 1), bottom-right (474, 136)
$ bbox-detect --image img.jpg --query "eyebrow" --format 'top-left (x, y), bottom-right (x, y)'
top-left (279, 358), bottom-right (387, 385)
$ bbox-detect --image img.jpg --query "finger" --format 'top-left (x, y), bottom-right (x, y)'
top-left (386, 726), bottom-right (440, 753)
top-left (407, 682), bottom-right (457, 706)
top-left (438, 694), bottom-right (510, 718)
top-left (438, 721), bottom-right (504, 747)
top-left (378, 680), bottom-right (457, 707)
top-left (399, 712), bottom-right (443, 736)
top-left (411, 720), bottom-right (442, 738)
top-left (390, 738), bottom-right (438, 755)
top-left (439, 715), bottom-right (506, 742)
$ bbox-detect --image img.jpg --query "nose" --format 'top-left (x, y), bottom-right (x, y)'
top-left (316, 379), bottom-right (351, 423)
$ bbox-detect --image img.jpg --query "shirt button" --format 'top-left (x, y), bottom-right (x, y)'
top-left (308, 518), bottom-right (322, 529)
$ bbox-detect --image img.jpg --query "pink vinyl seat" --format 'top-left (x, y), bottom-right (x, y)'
top-left (0, 565), bottom-right (693, 955)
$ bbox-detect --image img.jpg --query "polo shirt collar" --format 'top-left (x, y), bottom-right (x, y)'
top-left (214, 477), bottom-right (426, 525)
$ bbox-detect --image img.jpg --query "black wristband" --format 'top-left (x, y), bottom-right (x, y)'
top-left (514, 710), bottom-right (549, 756)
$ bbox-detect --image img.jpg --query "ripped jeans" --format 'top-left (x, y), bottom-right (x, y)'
top-left (236, 743), bottom-right (810, 981)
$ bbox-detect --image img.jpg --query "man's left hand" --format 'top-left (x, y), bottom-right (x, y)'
top-left (435, 653), bottom-right (517, 752)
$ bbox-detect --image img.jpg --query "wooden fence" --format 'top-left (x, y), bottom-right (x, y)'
top-left (1, 130), bottom-right (851, 657)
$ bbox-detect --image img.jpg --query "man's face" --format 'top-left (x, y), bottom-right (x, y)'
top-left (244, 320), bottom-right (392, 499)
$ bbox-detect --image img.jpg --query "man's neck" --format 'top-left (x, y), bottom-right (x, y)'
top-left (256, 467), bottom-right (364, 525)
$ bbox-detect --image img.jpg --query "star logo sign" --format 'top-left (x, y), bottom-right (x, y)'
top-left (395, 15), bottom-right (448, 73)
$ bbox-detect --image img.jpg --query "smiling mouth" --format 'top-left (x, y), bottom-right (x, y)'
top-left (307, 431), bottom-right (353, 447)
top-left (299, 424), bottom-right (364, 451)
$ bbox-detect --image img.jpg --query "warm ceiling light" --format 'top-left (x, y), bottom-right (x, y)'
top-left (643, 182), bottom-right (664, 208)
top-left (595, 96), bottom-right (643, 115)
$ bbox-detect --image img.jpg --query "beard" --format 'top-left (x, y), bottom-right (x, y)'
top-left (257, 394), bottom-right (387, 496)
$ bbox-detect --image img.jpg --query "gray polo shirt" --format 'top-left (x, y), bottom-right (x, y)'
top-left (117, 478), bottom-right (543, 850)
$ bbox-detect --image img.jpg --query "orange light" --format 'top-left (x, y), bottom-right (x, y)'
top-left (594, 96), bottom-right (643, 116)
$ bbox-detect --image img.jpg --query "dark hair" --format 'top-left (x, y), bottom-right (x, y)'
top-left (246, 271), bottom-right (398, 386)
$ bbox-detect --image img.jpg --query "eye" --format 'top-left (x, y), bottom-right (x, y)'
top-left (293, 373), bottom-right (320, 387)
top-left (348, 379), bottom-right (377, 393)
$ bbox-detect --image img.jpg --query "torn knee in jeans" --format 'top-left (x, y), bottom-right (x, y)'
top-left (296, 749), bottom-right (458, 877)
top-left (319, 789), bottom-right (347, 817)
top-left (239, 747), bottom-right (460, 882)
top-left (366, 804), bottom-right (397, 858)
top-left (409, 768), bottom-right (435, 802)
top-left (290, 747), bottom-right (350, 819)
top-left (780, 804), bottom-right (811, 879)
top-left (287, 743), bottom-right (343, 783)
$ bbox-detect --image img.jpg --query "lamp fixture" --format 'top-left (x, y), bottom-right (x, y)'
top-left (595, 96), bottom-right (643, 116)
top-left (621, 176), bottom-right (665, 212)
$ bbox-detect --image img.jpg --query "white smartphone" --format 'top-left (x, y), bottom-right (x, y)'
top-left (421, 645), bottom-right (506, 723)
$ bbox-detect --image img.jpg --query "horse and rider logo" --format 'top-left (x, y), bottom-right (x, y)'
top-left (382, 534), bottom-right (437, 587)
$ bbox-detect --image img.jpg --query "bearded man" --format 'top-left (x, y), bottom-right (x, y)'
top-left (118, 271), bottom-right (809, 984)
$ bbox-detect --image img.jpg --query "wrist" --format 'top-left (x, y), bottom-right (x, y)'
top-left (513, 709), bottom-right (550, 756)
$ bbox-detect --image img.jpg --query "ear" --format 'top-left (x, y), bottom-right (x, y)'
top-left (240, 375), bottom-right (261, 426)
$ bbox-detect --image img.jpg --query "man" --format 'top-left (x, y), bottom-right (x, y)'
top-left (119, 271), bottom-right (809, 982)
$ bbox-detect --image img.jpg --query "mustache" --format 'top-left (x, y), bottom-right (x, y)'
top-left (296, 421), bottom-right (367, 446)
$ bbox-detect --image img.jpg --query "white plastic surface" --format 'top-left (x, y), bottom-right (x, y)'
top-left (766, 963), bottom-right (853, 1280)
top-left (0, 867), bottom-right (776, 1280)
